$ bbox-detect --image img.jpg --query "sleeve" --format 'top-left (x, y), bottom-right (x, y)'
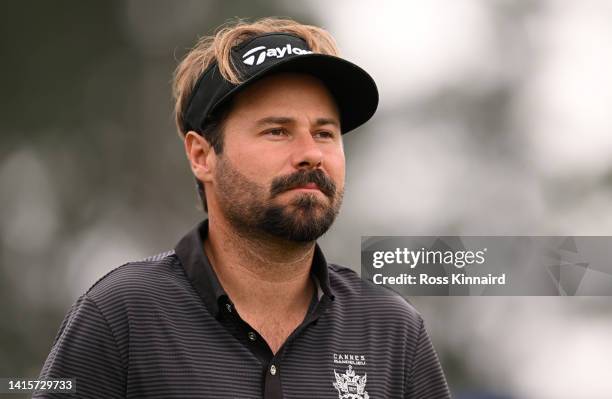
top-left (32, 295), bottom-right (126, 398)
top-left (405, 316), bottom-right (451, 399)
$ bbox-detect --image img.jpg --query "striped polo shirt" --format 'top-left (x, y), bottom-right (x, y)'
top-left (35, 219), bottom-right (450, 398)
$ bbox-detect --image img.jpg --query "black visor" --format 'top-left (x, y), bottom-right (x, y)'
top-left (183, 33), bottom-right (379, 135)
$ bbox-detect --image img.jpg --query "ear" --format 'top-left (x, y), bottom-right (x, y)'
top-left (184, 131), bottom-right (216, 183)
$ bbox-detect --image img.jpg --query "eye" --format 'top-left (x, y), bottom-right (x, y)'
top-left (314, 130), bottom-right (336, 139)
top-left (265, 128), bottom-right (288, 137)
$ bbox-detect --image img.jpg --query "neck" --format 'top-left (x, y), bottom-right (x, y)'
top-left (204, 214), bottom-right (316, 315)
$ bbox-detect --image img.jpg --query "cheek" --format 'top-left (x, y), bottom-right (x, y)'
top-left (326, 151), bottom-right (346, 187)
top-left (226, 146), bottom-right (286, 186)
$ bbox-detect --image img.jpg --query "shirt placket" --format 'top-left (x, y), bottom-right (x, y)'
top-left (219, 295), bottom-right (331, 399)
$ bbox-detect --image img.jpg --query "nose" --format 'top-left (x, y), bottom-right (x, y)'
top-left (291, 131), bottom-right (323, 170)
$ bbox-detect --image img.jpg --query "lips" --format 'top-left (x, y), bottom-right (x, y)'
top-left (298, 183), bottom-right (319, 190)
top-left (289, 182), bottom-right (321, 192)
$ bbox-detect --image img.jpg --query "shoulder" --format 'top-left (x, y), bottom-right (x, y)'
top-left (327, 263), bottom-right (424, 331)
top-left (83, 249), bottom-right (190, 307)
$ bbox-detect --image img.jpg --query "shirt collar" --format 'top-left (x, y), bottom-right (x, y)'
top-left (174, 219), bottom-right (335, 319)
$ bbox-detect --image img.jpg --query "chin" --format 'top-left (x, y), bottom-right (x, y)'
top-left (290, 192), bottom-right (330, 207)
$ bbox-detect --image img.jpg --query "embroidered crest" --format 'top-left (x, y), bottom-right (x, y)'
top-left (332, 365), bottom-right (369, 399)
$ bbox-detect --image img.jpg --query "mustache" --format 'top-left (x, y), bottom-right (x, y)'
top-left (269, 169), bottom-right (336, 198)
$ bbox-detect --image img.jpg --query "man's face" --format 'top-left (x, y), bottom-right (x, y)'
top-left (210, 72), bottom-right (345, 242)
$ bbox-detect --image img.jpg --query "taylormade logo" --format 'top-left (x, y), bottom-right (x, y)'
top-left (242, 44), bottom-right (312, 66)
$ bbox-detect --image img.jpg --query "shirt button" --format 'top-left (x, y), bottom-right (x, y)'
top-left (225, 303), bottom-right (232, 313)
top-left (247, 331), bottom-right (257, 341)
top-left (270, 365), bottom-right (277, 376)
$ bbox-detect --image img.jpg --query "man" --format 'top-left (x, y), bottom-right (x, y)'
top-left (36, 18), bottom-right (450, 398)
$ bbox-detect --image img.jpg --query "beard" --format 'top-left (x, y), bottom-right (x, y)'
top-left (214, 155), bottom-right (343, 242)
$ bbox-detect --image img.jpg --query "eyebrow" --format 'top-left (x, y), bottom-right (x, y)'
top-left (255, 116), bottom-right (340, 128)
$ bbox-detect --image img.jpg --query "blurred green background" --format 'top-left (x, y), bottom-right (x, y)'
top-left (2, 1), bottom-right (612, 398)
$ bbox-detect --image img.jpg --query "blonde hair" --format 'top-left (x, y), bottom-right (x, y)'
top-left (172, 17), bottom-right (340, 138)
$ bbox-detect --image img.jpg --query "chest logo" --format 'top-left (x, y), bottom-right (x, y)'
top-left (332, 365), bottom-right (369, 399)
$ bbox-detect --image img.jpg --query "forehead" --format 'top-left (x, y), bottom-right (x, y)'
top-left (227, 72), bottom-right (340, 121)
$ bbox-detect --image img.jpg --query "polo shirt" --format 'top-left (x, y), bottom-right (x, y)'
top-left (35, 219), bottom-right (450, 398)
